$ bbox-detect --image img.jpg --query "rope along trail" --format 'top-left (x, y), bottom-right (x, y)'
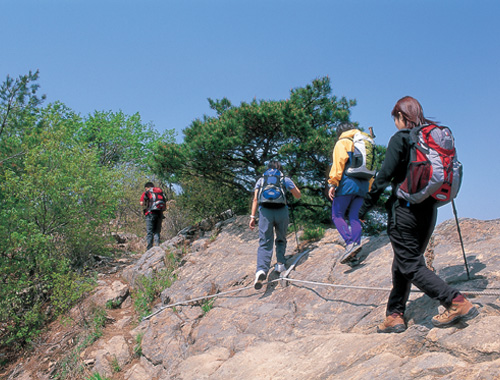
top-left (142, 276), bottom-right (500, 321)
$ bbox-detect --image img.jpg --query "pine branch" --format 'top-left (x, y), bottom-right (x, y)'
top-left (0, 151), bottom-right (26, 164)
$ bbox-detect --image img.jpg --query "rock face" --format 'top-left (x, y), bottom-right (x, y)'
top-left (90, 280), bottom-right (129, 308)
top-left (132, 217), bottom-right (500, 379)
top-left (6, 216), bottom-right (500, 379)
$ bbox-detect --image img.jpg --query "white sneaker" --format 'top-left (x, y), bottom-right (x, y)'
top-left (274, 263), bottom-right (286, 273)
top-left (254, 270), bottom-right (266, 290)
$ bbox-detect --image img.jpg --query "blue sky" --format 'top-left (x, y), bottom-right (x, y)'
top-left (2, 0), bottom-right (499, 224)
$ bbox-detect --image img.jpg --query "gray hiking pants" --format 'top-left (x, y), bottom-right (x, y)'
top-left (146, 212), bottom-right (162, 250)
top-left (257, 206), bottom-right (289, 273)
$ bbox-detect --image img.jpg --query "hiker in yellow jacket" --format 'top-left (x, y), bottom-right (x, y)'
top-left (328, 123), bottom-right (373, 264)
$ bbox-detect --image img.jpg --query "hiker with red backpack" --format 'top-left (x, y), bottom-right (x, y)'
top-left (359, 96), bottom-right (478, 333)
top-left (140, 182), bottom-right (167, 250)
top-left (328, 123), bottom-right (375, 264)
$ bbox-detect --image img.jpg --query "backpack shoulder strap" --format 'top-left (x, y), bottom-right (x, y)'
top-left (339, 136), bottom-right (353, 141)
top-left (338, 136), bottom-right (355, 154)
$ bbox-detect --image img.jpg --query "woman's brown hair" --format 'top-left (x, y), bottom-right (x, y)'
top-left (391, 96), bottom-right (434, 129)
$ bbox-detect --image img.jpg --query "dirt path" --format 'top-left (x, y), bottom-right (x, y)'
top-left (1, 253), bottom-right (144, 380)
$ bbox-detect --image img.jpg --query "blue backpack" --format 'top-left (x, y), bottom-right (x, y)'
top-left (257, 169), bottom-right (287, 208)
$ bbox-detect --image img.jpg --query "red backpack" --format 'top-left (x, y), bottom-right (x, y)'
top-left (146, 187), bottom-right (167, 212)
top-left (396, 124), bottom-right (462, 206)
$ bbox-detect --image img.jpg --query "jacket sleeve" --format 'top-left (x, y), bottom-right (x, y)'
top-left (328, 139), bottom-right (351, 188)
top-left (359, 131), bottom-right (409, 217)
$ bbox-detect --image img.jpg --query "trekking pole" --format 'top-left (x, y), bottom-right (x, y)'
top-left (451, 199), bottom-right (471, 280)
top-left (289, 202), bottom-right (300, 247)
top-left (369, 126), bottom-right (375, 138)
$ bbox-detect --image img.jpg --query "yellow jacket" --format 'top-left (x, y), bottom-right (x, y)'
top-left (328, 129), bottom-right (357, 188)
top-left (328, 129), bottom-right (374, 191)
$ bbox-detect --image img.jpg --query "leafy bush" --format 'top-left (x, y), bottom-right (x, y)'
top-left (50, 262), bottom-right (96, 316)
top-left (132, 264), bottom-right (177, 320)
top-left (0, 112), bottom-right (117, 349)
top-left (361, 210), bottom-right (388, 236)
top-left (0, 71), bottom-right (176, 362)
top-left (360, 190), bottom-right (390, 236)
top-left (163, 199), bottom-right (190, 238)
top-left (201, 298), bottom-right (215, 315)
top-left (111, 355), bottom-right (121, 373)
top-left (177, 175), bottom-right (248, 225)
top-left (86, 374), bottom-right (111, 380)
top-left (134, 332), bottom-right (144, 357)
top-left (300, 226), bottom-right (325, 242)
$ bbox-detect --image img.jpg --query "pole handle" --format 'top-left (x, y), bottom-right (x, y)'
top-left (369, 127), bottom-right (375, 138)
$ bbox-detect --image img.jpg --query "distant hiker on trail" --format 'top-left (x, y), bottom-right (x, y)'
top-left (328, 122), bottom-right (375, 264)
top-left (249, 161), bottom-right (301, 290)
top-left (359, 96), bottom-right (478, 333)
top-left (140, 182), bottom-right (167, 250)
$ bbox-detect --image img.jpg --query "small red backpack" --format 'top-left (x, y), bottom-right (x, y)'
top-left (146, 187), bottom-right (167, 212)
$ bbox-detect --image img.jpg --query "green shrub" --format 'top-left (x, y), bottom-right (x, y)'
top-left (300, 226), bottom-right (325, 242)
top-left (111, 355), bottom-right (121, 373)
top-left (0, 110), bottom-right (119, 351)
top-left (86, 373), bottom-right (111, 380)
top-left (177, 176), bottom-right (247, 226)
top-left (51, 265), bottom-right (96, 316)
top-left (0, 73), bottom-right (175, 366)
top-left (132, 267), bottom-right (177, 320)
top-left (105, 299), bottom-right (122, 310)
top-left (201, 298), bottom-right (215, 315)
top-left (134, 332), bottom-right (144, 357)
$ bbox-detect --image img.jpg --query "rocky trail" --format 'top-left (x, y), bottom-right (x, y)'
top-left (3, 213), bottom-right (500, 379)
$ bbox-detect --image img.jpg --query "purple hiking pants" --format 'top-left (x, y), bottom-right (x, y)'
top-left (331, 194), bottom-right (364, 246)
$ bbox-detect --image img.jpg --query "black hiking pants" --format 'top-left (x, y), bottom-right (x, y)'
top-left (386, 198), bottom-right (459, 316)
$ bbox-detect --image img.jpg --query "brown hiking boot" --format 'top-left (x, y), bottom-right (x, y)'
top-left (432, 296), bottom-right (479, 328)
top-left (377, 313), bottom-right (406, 333)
